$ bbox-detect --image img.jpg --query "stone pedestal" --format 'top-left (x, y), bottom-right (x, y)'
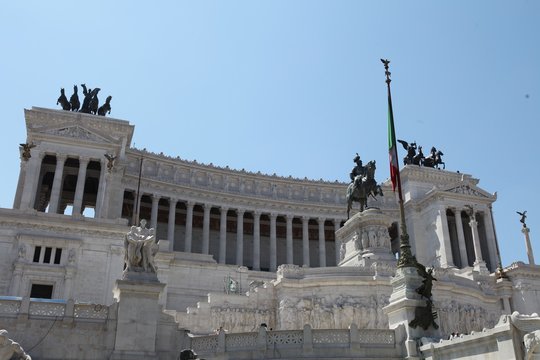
top-left (110, 274), bottom-right (165, 360)
top-left (383, 266), bottom-right (441, 359)
top-left (336, 208), bottom-right (395, 267)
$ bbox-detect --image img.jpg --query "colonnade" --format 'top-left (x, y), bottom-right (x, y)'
top-left (441, 206), bottom-right (497, 272)
top-left (18, 153), bottom-right (106, 217)
top-left (126, 191), bottom-right (344, 271)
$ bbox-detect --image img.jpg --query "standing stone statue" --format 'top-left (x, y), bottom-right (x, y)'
top-left (124, 219), bottom-right (158, 273)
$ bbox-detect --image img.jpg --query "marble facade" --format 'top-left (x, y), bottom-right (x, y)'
top-left (0, 107), bottom-right (539, 359)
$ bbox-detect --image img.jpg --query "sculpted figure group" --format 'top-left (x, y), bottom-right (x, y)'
top-left (124, 219), bottom-right (158, 273)
top-left (0, 330), bottom-right (31, 360)
top-left (57, 84), bottom-right (112, 116)
top-left (397, 140), bottom-right (445, 169)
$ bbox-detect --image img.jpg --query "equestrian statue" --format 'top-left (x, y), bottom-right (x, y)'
top-left (346, 154), bottom-right (383, 219)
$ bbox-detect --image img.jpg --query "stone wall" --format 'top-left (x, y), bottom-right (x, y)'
top-left (0, 296), bottom-right (184, 360)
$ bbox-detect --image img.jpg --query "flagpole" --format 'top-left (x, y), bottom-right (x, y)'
top-left (382, 59), bottom-right (416, 268)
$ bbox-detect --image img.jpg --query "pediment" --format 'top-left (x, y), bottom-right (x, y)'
top-left (40, 125), bottom-right (114, 144)
top-left (441, 183), bottom-right (493, 199)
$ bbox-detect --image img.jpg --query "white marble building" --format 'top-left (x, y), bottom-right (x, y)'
top-left (1, 107), bottom-right (539, 359)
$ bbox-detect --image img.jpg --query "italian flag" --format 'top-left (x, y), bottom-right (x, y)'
top-left (387, 101), bottom-right (399, 191)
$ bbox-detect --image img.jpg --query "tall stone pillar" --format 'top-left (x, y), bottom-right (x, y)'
top-left (18, 151), bottom-right (44, 210)
top-left (334, 219), bottom-right (341, 265)
top-left (483, 207), bottom-right (499, 270)
top-left (522, 227), bottom-right (535, 265)
top-left (150, 195), bottom-right (159, 231)
top-left (454, 209), bottom-right (468, 267)
top-left (302, 216), bottom-right (310, 267)
top-left (48, 154), bottom-right (67, 214)
top-left (94, 159), bottom-right (107, 218)
top-left (469, 214), bottom-right (488, 273)
top-left (252, 211), bottom-right (261, 270)
top-left (286, 214), bottom-right (294, 265)
top-left (236, 209), bottom-right (245, 266)
top-left (270, 213), bottom-right (277, 272)
top-left (72, 157), bottom-right (89, 216)
top-left (219, 207), bottom-right (228, 264)
top-left (318, 218), bottom-right (326, 267)
top-left (202, 204), bottom-right (211, 254)
top-left (167, 198), bottom-right (177, 251)
top-left (437, 206), bottom-right (454, 267)
top-left (185, 201), bottom-right (194, 253)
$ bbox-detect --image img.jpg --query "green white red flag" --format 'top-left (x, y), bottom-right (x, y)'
top-left (387, 100), bottom-right (399, 191)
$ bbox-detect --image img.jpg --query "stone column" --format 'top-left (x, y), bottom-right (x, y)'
top-left (252, 211), bottom-right (261, 270)
top-left (150, 195), bottom-right (160, 230)
top-left (302, 216), bottom-right (310, 267)
top-left (48, 154), bottom-right (67, 214)
top-left (219, 207), bottom-right (228, 264)
top-left (167, 198), bottom-right (177, 251)
top-left (185, 201), bottom-right (194, 253)
top-left (454, 209), bottom-right (468, 267)
top-left (469, 213), bottom-right (487, 273)
top-left (19, 151), bottom-right (44, 210)
top-left (286, 214), bottom-right (294, 264)
top-left (522, 227), bottom-right (535, 265)
top-left (236, 209), bottom-right (245, 266)
top-left (202, 204), bottom-right (211, 254)
top-left (72, 157), bottom-right (89, 215)
top-left (9, 263), bottom-right (23, 296)
top-left (483, 207), bottom-right (499, 270)
top-left (334, 219), bottom-right (341, 265)
top-left (94, 159), bottom-right (107, 218)
top-left (270, 213), bottom-right (277, 272)
top-left (318, 218), bottom-right (326, 267)
top-left (64, 267), bottom-right (76, 299)
top-left (438, 206), bottom-right (454, 267)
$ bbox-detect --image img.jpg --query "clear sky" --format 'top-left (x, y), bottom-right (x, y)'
top-left (1, 1), bottom-right (538, 266)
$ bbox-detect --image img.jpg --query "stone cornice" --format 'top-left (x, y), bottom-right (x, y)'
top-left (127, 148), bottom-right (346, 185)
top-left (400, 165), bottom-right (479, 186)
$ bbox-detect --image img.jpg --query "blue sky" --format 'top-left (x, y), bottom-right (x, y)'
top-left (1, 1), bottom-right (538, 266)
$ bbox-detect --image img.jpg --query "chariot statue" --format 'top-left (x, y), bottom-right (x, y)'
top-left (346, 155), bottom-right (383, 218)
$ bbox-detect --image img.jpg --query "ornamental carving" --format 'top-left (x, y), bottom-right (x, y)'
top-left (44, 126), bottom-right (109, 143)
top-left (446, 185), bottom-right (488, 198)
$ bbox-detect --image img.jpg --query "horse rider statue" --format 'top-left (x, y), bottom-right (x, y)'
top-left (346, 154), bottom-right (383, 219)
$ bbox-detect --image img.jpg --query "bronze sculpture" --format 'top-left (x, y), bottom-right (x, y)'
top-left (98, 96), bottom-right (112, 116)
top-left (423, 146), bottom-right (445, 169)
top-left (56, 88), bottom-right (71, 111)
top-left (397, 139), bottom-right (421, 165)
top-left (346, 156), bottom-right (383, 218)
top-left (104, 153), bottom-right (117, 172)
top-left (517, 211), bottom-right (527, 227)
top-left (409, 261), bottom-right (439, 330)
top-left (57, 84), bottom-right (112, 116)
top-left (69, 85), bottom-right (80, 111)
top-left (19, 142), bottom-right (36, 161)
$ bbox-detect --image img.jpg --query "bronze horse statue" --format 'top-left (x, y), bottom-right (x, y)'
top-left (57, 88), bottom-right (70, 110)
top-left (98, 95), bottom-right (112, 116)
top-left (423, 148), bottom-right (445, 169)
top-left (346, 160), bottom-right (383, 218)
top-left (69, 85), bottom-right (80, 111)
